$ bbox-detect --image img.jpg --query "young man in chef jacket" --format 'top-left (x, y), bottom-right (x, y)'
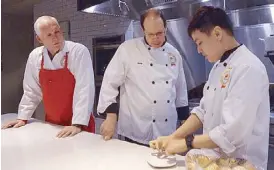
top-left (2, 16), bottom-right (96, 138)
top-left (97, 9), bottom-right (189, 146)
top-left (150, 6), bottom-right (270, 169)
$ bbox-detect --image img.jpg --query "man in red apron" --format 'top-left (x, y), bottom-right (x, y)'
top-left (2, 16), bottom-right (95, 138)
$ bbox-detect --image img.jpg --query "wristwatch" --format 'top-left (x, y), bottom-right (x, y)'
top-left (185, 134), bottom-right (194, 150)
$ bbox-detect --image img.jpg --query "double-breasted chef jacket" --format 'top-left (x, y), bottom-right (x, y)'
top-left (97, 37), bottom-right (189, 144)
top-left (191, 44), bottom-right (270, 170)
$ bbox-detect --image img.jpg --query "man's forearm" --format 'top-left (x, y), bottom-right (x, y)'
top-left (106, 113), bottom-right (118, 121)
top-left (192, 134), bottom-right (218, 149)
top-left (172, 114), bottom-right (202, 138)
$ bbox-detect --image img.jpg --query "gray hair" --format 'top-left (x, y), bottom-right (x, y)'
top-left (34, 16), bottom-right (60, 36)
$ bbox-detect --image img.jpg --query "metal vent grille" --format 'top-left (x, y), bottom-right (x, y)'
top-left (150, 0), bottom-right (178, 6)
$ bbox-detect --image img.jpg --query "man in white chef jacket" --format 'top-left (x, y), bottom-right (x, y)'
top-left (150, 6), bottom-right (270, 169)
top-left (97, 9), bottom-right (189, 145)
top-left (2, 16), bottom-right (96, 138)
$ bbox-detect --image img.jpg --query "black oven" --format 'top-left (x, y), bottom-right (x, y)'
top-left (92, 35), bottom-right (124, 116)
top-left (93, 46), bottom-right (119, 81)
top-left (93, 35), bottom-right (124, 81)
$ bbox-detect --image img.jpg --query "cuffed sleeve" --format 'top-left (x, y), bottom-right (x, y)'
top-left (177, 106), bottom-right (190, 120)
top-left (191, 97), bottom-right (206, 123)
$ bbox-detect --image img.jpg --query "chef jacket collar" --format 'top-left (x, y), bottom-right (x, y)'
top-left (143, 36), bottom-right (167, 51)
top-left (220, 44), bottom-right (243, 63)
top-left (42, 41), bottom-right (69, 58)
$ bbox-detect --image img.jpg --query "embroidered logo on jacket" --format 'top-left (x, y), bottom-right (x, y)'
top-left (168, 53), bottom-right (176, 66)
top-left (221, 67), bottom-right (232, 88)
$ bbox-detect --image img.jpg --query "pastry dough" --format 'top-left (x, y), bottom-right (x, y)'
top-left (185, 152), bottom-right (257, 170)
top-left (232, 166), bottom-right (246, 170)
top-left (196, 155), bottom-right (214, 168)
top-left (204, 162), bottom-right (219, 170)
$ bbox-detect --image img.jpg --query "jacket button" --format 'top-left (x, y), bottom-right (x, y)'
top-left (167, 100), bottom-right (170, 103)
top-left (153, 119), bottom-right (156, 123)
top-left (152, 81), bottom-right (155, 84)
top-left (207, 86), bottom-right (209, 90)
top-left (154, 100), bottom-right (157, 104)
top-left (150, 63), bottom-right (153, 66)
top-left (166, 81), bottom-right (168, 84)
top-left (162, 49), bottom-right (165, 51)
top-left (148, 47), bottom-right (151, 50)
top-left (214, 88), bottom-right (216, 91)
top-left (165, 119), bottom-right (168, 122)
top-left (166, 64), bottom-right (168, 67)
top-left (49, 80), bottom-right (52, 83)
top-left (223, 63), bottom-right (227, 67)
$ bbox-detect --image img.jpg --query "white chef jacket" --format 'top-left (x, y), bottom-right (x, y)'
top-left (18, 41), bottom-right (95, 126)
top-left (192, 45), bottom-right (270, 170)
top-left (97, 37), bottom-right (188, 144)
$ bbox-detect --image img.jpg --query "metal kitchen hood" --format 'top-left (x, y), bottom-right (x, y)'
top-left (78, 0), bottom-right (274, 20)
top-left (78, 0), bottom-right (274, 87)
top-left (78, 0), bottom-right (220, 19)
top-left (77, 0), bottom-right (128, 17)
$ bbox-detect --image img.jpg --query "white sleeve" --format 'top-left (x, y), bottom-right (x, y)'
top-left (208, 65), bottom-right (268, 154)
top-left (71, 46), bottom-right (95, 126)
top-left (97, 44), bottom-right (127, 114)
top-left (191, 63), bottom-right (216, 123)
top-left (175, 55), bottom-right (189, 120)
top-left (191, 96), bottom-right (206, 123)
top-left (18, 53), bottom-right (42, 120)
top-left (175, 56), bottom-right (188, 108)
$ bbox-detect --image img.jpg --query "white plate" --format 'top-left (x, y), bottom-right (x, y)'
top-left (147, 151), bottom-right (177, 168)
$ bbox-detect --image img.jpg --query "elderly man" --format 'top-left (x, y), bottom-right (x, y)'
top-left (97, 9), bottom-right (189, 146)
top-left (2, 16), bottom-right (95, 138)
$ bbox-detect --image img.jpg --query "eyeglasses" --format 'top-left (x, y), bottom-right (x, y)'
top-left (144, 31), bottom-right (165, 38)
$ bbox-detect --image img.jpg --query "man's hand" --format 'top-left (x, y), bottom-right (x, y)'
top-left (150, 136), bottom-right (188, 155)
top-left (149, 136), bottom-right (171, 151)
top-left (1, 119), bottom-right (26, 129)
top-left (56, 125), bottom-right (81, 138)
top-left (163, 138), bottom-right (188, 155)
top-left (100, 113), bottom-right (117, 140)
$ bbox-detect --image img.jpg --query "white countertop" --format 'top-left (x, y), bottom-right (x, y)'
top-left (1, 113), bottom-right (186, 170)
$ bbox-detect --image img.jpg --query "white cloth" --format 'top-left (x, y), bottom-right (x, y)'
top-left (97, 37), bottom-right (188, 144)
top-left (192, 45), bottom-right (270, 170)
top-left (18, 41), bottom-right (95, 126)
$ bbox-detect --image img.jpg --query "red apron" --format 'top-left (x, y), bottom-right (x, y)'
top-left (39, 52), bottom-right (95, 133)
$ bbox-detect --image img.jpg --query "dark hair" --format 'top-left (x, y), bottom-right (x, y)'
top-left (140, 8), bottom-right (167, 30)
top-left (187, 6), bottom-right (234, 37)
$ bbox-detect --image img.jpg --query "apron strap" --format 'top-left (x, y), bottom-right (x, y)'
top-left (64, 52), bottom-right (69, 68)
top-left (41, 51), bottom-right (69, 69)
top-left (41, 55), bottom-right (45, 69)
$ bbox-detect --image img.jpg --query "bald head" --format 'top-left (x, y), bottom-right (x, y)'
top-left (140, 8), bottom-right (166, 29)
top-left (141, 9), bottom-right (167, 48)
top-left (34, 16), bottom-right (60, 36)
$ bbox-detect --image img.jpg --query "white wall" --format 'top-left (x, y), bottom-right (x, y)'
top-left (33, 0), bottom-right (131, 49)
